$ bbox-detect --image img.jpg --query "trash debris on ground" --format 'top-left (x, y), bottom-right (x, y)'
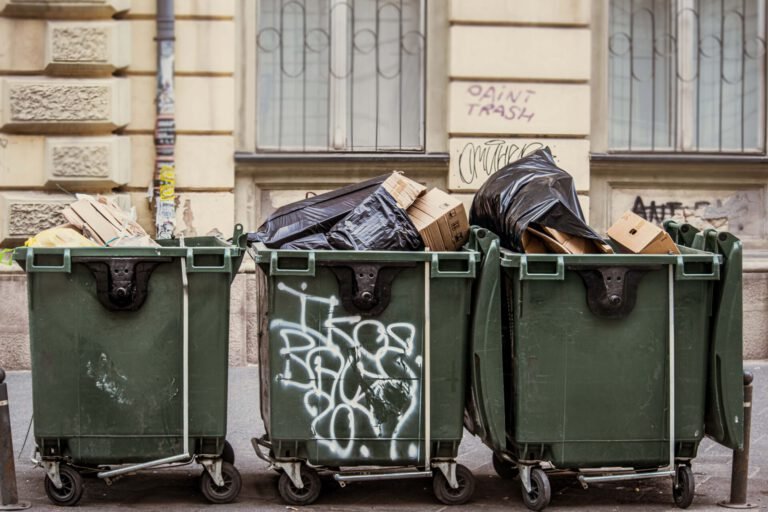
top-left (247, 174), bottom-right (388, 248)
top-left (23, 194), bottom-right (157, 248)
top-left (608, 211), bottom-right (680, 254)
top-left (407, 188), bottom-right (470, 252)
top-left (469, 147), bottom-right (605, 253)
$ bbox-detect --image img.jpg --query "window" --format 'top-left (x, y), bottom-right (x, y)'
top-left (608, 0), bottom-right (766, 153)
top-left (255, 0), bottom-right (425, 152)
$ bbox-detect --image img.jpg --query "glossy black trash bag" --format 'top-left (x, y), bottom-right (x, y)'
top-left (247, 174), bottom-right (388, 248)
top-left (469, 147), bottom-right (602, 252)
top-left (327, 187), bottom-right (424, 251)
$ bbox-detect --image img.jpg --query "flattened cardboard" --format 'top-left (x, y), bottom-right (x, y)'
top-left (607, 210), bottom-right (680, 255)
top-left (541, 226), bottom-right (614, 254)
top-left (382, 171), bottom-right (427, 209)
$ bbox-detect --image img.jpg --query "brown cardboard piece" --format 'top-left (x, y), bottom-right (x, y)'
top-left (407, 188), bottom-right (469, 251)
top-left (607, 210), bottom-right (680, 254)
top-left (382, 171), bottom-right (427, 209)
top-left (523, 226), bottom-right (613, 254)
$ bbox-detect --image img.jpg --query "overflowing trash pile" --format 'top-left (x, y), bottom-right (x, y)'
top-left (250, 148), bottom-right (678, 256)
top-left (25, 194), bottom-right (157, 248)
top-left (249, 171), bottom-right (469, 252)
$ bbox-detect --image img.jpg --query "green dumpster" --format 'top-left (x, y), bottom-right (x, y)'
top-left (464, 224), bottom-right (744, 511)
top-left (13, 226), bottom-right (247, 506)
top-left (250, 243), bottom-right (478, 506)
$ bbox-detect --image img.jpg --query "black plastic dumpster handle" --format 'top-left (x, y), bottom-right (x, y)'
top-left (519, 255), bottom-right (565, 281)
top-left (25, 248), bottom-right (71, 273)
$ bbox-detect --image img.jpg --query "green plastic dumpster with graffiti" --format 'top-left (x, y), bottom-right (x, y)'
top-left (13, 226), bottom-right (246, 506)
top-left (250, 243), bottom-right (478, 506)
top-left (464, 224), bottom-right (744, 511)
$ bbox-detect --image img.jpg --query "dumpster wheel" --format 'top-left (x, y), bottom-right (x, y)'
top-left (278, 465), bottom-right (322, 506)
top-left (521, 468), bottom-right (551, 511)
top-left (433, 463), bottom-right (475, 505)
top-left (673, 465), bottom-right (695, 509)
top-left (44, 464), bottom-right (84, 507)
top-left (492, 453), bottom-right (519, 480)
top-left (200, 461), bottom-right (242, 504)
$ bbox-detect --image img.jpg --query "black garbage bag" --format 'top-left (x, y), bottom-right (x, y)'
top-left (280, 233), bottom-right (334, 250)
top-left (327, 187), bottom-right (424, 251)
top-left (247, 174), bottom-right (388, 248)
top-left (469, 147), bottom-right (602, 252)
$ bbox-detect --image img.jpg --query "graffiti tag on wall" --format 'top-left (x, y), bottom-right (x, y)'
top-left (464, 83), bottom-right (536, 122)
top-left (271, 282), bottom-right (421, 460)
top-left (630, 190), bottom-right (761, 235)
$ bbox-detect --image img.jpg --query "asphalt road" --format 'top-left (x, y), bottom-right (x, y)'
top-left (4, 362), bottom-right (766, 511)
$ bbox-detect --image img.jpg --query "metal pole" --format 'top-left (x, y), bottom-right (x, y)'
top-left (153, 0), bottom-right (176, 239)
top-left (719, 371), bottom-right (756, 509)
top-left (0, 369), bottom-right (31, 510)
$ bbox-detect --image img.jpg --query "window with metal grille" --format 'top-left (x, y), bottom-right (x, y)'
top-left (609, 0), bottom-right (766, 153)
top-left (255, 0), bottom-right (425, 152)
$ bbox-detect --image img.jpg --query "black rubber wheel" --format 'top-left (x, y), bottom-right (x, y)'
top-left (44, 464), bottom-right (84, 507)
top-left (521, 468), bottom-right (551, 511)
top-left (492, 453), bottom-right (519, 480)
top-left (200, 462), bottom-right (242, 504)
top-left (673, 465), bottom-right (695, 509)
top-left (277, 465), bottom-right (322, 506)
top-left (433, 464), bottom-right (476, 505)
top-left (222, 440), bottom-right (235, 465)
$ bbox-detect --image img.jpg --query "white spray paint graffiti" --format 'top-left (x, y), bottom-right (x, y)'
top-left (272, 282), bottom-right (422, 461)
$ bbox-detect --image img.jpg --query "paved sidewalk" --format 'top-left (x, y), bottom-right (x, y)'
top-left (4, 362), bottom-right (766, 511)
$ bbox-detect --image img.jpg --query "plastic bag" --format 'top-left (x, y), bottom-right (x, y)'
top-left (25, 226), bottom-right (99, 248)
top-left (280, 233), bottom-right (334, 250)
top-left (469, 147), bottom-right (602, 252)
top-left (327, 187), bottom-right (424, 251)
top-left (248, 175), bottom-right (388, 248)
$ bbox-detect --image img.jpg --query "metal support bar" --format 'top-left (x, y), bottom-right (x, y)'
top-left (668, 264), bottom-right (676, 475)
top-left (423, 261), bottom-right (431, 468)
top-left (579, 470), bottom-right (675, 486)
top-left (0, 369), bottom-right (30, 510)
top-left (334, 470), bottom-right (433, 483)
top-left (719, 371), bottom-right (756, 509)
top-left (98, 252), bottom-right (191, 480)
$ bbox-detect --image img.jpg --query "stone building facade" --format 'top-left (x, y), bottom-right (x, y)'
top-left (0, 0), bottom-right (766, 369)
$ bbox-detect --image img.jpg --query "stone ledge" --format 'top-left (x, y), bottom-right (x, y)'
top-left (0, 77), bottom-right (130, 134)
top-left (0, 191), bottom-right (73, 245)
top-left (0, 0), bottom-right (129, 19)
top-left (127, 0), bottom-right (234, 18)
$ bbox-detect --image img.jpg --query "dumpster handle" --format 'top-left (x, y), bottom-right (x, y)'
top-left (270, 251), bottom-right (316, 276)
top-left (186, 247), bottom-right (232, 273)
top-left (519, 255), bottom-right (565, 281)
top-left (430, 253), bottom-right (476, 278)
top-left (25, 248), bottom-right (71, 273)
top-left (675, 255), bottom-right (720, 280)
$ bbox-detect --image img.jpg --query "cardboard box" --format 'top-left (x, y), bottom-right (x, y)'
top-left (523, 226), bottom-right (613, 254)
top-left (607, 211), bottom-right (680, 254)
top-left (382, 171), bottom-right (426, 209)
top-left (407, 188), bottom-right (469, 251)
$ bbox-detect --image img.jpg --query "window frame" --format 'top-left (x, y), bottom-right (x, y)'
top-left (236, 0), bottom-right (447, 157)
top-left (592, 0), bottom-right (768, 157)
